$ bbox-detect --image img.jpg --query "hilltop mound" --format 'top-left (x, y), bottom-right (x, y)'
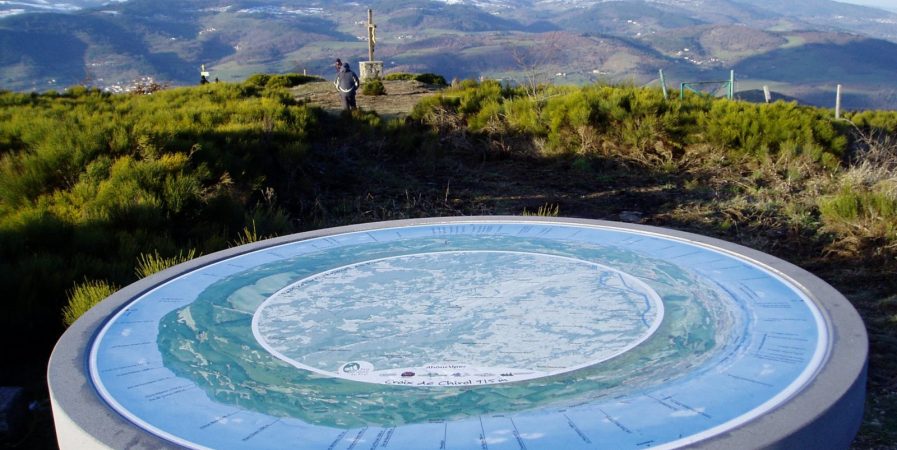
top-left (290, 79), bottom-right (445, 118)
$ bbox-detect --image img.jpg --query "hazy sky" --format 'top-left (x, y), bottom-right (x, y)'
top-left (835, 0), bottom-right (897, 11)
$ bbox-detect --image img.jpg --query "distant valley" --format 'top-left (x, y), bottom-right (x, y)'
top-left (2, 0), bottom-right (897, 109)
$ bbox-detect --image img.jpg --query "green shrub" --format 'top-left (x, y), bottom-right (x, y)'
top-left (244, 73), bottom-right (271, 87)
top-left (468, 100), bottom-right (503, 132)
top-left (846, 110), bottom-right (897, 134)
top-left (455, 79), bottom-right (480, 91)
top-left (62, 279), bottom-right (118, 326)
top-left (384, 72), bottom-right (446, 85)
top-left (458, 80), bottom-right (501, 116)
top-left (233, 224), bottom-right (260, 246)
top-left (415, 73), bottom-right (447, 86)
top-left (819, 184), bottom-right (897, 240)
top-left (265, 73), bottom-right (323, 89)
top-left (362, 79), bottom-right (386, 96)
top-left (699, 100), bottom-right (846, 164)
top-left (244, 73), bottom-right (322, 91)
top-left (230, 215), bottom-right (290, 247)
top-left (521, 203), bottom-right (560, 217)
top-left (410, 95), bottom-right (461, 122)
top-left (384, 73), bottom-right (415, 81)
top-left (504, 96), bottom-right (545, 134)
top-left (135, 248), bottom-right (198, 279)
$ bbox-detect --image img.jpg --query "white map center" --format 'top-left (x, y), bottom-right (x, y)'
top-left (252, 251), bottom-right (664, 386)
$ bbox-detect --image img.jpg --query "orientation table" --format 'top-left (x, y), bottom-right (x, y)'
top-left (49, 217), bottom-right (868, 449)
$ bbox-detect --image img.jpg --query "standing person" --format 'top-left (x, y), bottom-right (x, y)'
top-left (336, 61), bottom-right (360, 111)
top-left (333, 58), bottom-right (342, 91)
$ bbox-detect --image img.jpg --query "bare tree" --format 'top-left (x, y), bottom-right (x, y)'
top-left (508, 32), bottom-right (564, 98)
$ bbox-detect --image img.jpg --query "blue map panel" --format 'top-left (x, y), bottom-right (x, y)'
top-left (89, 222), bottom-right (828, 449)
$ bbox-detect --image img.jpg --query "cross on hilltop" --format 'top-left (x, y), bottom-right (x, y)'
top-left (360, 9), bottom-right (383, 81)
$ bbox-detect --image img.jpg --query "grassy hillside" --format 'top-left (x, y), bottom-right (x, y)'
top-left (556, 0), bottom-right (704, 35)
top-left (736, 36), bottom-right (897, 82)
top-left (383, 2), bottom-right (526, 32)
top-left (1, 78), bottom-right (896, 447)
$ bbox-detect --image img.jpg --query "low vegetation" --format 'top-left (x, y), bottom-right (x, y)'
top-left (1, 77), bottom-right (896, 447)
top-left (409, 81), bottom-right (896, 257)
top-left (61, 279), bottom-right (118, 326)
top-left (243, 73), bottom-right (323, 89)
top-left (384, 72), bottom-right (448, 86)
top-left (134, 248), bottom-right (199, 279)
top-left (361, 78), bottom-right (387, 96)
top-left (0, 81), bottom-right (311, 356)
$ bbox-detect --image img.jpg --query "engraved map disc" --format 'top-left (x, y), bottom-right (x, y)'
top-left (49, 218), bottom-right (867, 450)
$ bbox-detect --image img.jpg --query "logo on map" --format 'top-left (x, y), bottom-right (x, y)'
top-left (340, 361), bottom-right (373, 376)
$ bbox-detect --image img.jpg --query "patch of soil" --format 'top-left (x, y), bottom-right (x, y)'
top-left (291, 80), bottom-right (445, 119)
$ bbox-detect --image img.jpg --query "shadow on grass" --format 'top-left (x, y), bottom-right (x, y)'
top-left (1, 107), bottom-right (895, 448)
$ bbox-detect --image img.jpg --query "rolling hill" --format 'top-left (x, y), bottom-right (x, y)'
top-left (555, 0), bottom-right (705, 35)
top-left (1, 0), bottom-right (897, 108)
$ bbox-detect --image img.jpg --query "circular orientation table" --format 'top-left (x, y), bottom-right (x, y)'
top-left (49, 217), bottom-right (868, 449)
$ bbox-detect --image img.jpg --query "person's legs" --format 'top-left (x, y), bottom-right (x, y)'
top-left (348, 91), bottom-right (357, 110)
top-left (340, 93), bottom-right (350, 110)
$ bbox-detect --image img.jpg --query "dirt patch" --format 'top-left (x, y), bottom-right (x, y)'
top-left (291, 80), bottom-right (445, 119)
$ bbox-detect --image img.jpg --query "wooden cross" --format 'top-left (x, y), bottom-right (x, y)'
top-left (367, 9), bottom-right (377, 62)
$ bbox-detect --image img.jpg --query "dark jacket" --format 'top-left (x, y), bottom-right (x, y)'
top-left (336, 65), bottom-right (359, 93)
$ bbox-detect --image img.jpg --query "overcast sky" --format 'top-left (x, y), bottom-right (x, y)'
top-left (834, 0), bottom-right (897, 11)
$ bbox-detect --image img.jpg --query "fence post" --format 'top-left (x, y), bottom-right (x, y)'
top-left (835, 84), bottom-right (842, 119)
top-left (728, 70), bottom-right (735, 100)
top-left (659, 69), bottom-right (668, 101)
